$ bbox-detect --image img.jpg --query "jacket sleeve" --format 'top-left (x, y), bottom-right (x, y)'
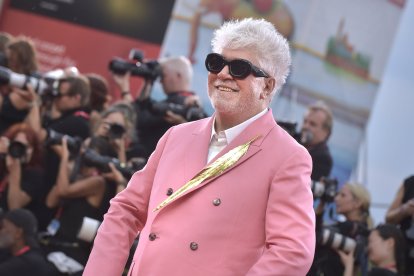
top-left (83, 127), bottom-right (173, 276)
top-left (246, 146), bottom-right (316, 276)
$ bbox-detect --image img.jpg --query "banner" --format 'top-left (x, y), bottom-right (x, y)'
top-left (159, 0), bottom-right (405, 184)
top-left (0, 0), bottom-right (176, 96)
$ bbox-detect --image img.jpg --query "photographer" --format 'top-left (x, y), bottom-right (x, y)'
top-left (44, 136), bottom-right (121, 268)
top-left (0, 36), bottom-right (40, 134)
top-left (0, 209), bottom-right (56, 276)
top-left (300, 101), bottom-right (333, 181)
top-left (386, 175), bottom-right (414, 275)
top-left (0, 123), bottom-right (45, 215)
top-left (338, 224), bottom-right (405, 276)
top-left (309, 182), bottom-right (371, 276)
top-left (91, 102), bottom-right (139, 192)
top-left (115, 55), bottom-right (207, 158)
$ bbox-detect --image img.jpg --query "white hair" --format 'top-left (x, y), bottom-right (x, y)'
top-left (211, 18), bottom-right (291, 95)
top-left (159, 56), bottom-right (193, 86)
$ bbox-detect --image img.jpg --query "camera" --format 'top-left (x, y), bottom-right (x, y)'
top-left (8, 141), bottom-right (27, 159)
top-left (151, 101), bottom-right (206, 121)
top-left (0, 65), bottom-right (62, 96)
top-left (107, 123), bottom-right (126, 139)
top-left (319, 221), bottom-right (369, 257)
top-left (321, 228), bottom-right (357, 253)
top-left (45, 129), bottom-right (82, 156)
top-left (108, 49), bottom-right (162, 80)
top-left (82, 148), bottom-right (136, 179)
top-left (311, 178), bottom-right (338, 202)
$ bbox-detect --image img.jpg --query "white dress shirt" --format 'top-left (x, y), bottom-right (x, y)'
top-left (207, 108), bottom-right (268, 163)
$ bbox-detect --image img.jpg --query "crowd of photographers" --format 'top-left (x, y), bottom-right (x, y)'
top-left (295, 102), bottom-right (413, 276)
top-left (0, 32), bottom-right (414, 276)
top-left (0, 33), bottom-right (206, 275)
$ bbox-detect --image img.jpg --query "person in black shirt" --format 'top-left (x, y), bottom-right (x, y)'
top-left (33, 75), bottom-right (91, 231)
top-left (115, 56), bottom-right (207, 158)
top-left (338, 224), bottom-right (405, 276)
top-left (0, 209), bottom-right (56, 276)
top-left (386, 175), bottom-right (414, 275)
top-left (309, 183), bottom-right (371, 276)
top-left (0, 123), bottom-right (45, 216)
top-left (299, 101), bottom-right (333, 181)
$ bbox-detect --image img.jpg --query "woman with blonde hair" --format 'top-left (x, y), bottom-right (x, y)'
top-left (309, 182), bottom-right (372, 276)
top-left (336, 182), bottom-right (372, 228)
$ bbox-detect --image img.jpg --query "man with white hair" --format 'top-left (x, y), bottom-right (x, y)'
top-left (85, 18), bottom-right (315, 275)
top-left (120, 55), bottom-right (207, 158)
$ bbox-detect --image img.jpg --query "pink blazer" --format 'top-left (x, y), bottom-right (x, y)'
top-left (84, 110), bottom-right (315, 276)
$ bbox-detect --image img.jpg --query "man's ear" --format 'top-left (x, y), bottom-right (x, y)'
top-left (260, 78), bottom-right (275, 99)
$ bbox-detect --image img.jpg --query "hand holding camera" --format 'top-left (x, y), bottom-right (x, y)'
top-left (164, 110), bottom-right (187, 125)
top-left (0, 136), bottom-right (30, 168)
top-left (51, 135), bottom-right (70, 161)
top-left (337, 247), bottom-right (356, 275)
top-left (102, 163), bottom-right (126, 187)
top-left (45, 129), bottom-right (82, 158)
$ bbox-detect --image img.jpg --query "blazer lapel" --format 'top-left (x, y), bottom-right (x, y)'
top-left (157, 110), bottom-right (276, 212)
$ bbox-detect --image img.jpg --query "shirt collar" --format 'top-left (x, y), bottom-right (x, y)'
top-left (210, 108), bottom-right (268, 144)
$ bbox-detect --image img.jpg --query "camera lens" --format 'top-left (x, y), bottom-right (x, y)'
top-left (108, 123), bottom-right (126, 139)
top-left (8, 141), bottom-right (27, 159)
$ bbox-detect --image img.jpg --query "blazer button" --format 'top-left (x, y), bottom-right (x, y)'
top-left (190, 242), bottom-right (198, 251)
top-left (149, 233), bottom-right (157, 241)
top-left (212, 198), bottom-right (221, 206)
top-left (166, 188), bottom-right (173, 196)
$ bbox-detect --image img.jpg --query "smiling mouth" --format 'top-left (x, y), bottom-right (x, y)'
top-left (216, 85), bottom-right (238, 92)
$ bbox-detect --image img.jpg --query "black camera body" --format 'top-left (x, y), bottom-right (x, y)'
top-left (8, 141), bottom-right (27, 159)
top-left (311, 178), bottom-right (338, 202)
top-left (108, 49), bottom-right (162, 80)
top-left (107, 123), bottom-right (126, 140)
top-left (45, 129), bottom-right (82, 156)
top-left (151, 101), bottom-right (206, 122)
top-left (82, 148), bottom-right (136, 179)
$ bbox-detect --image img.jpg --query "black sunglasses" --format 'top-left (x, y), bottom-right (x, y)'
top-left (205, 53), bottom-right (269, 79)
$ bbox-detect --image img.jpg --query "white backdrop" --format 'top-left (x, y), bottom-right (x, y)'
top-left (355, 0), bottom-right (414, 225)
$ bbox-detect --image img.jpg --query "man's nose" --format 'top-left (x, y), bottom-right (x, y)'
top-left (217, 65), bottom-right (232, 79)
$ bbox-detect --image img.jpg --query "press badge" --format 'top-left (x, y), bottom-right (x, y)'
top-left (47, 219), bottom-right (61, 236)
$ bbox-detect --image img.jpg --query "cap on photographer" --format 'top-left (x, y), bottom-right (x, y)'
top-left (300, 101), bottom-right (333, 181)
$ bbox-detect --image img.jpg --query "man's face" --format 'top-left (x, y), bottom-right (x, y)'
top-left (301, 109), bottom-right (329, 146)
top-left (0, 219), bottom-right (18, 249)
top-left (207, 48), bottom-right (269, 123)
top-left (54, 81), bottom-right (80, 112)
